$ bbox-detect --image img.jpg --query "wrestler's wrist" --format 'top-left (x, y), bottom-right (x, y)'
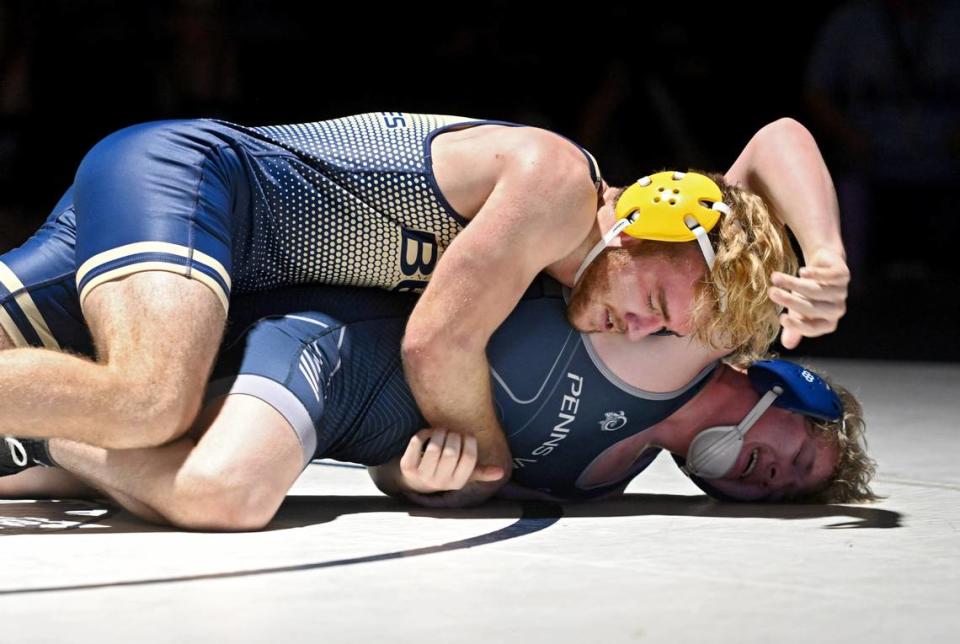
top-left (801, 242), bottom-right (847, 264)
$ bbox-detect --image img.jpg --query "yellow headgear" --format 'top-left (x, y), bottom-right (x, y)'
top-left (574, 170), bottom-right (731, 285)
top-left (615, 171), bottom-right (726, 242)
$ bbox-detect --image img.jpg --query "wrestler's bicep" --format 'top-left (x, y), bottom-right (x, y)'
top-left (408, 144), bottom-right (598, 346)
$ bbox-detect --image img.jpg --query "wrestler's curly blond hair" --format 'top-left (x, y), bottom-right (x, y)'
top-left (794, 374), bottom-right (878, 504)
top-left (681, 170), bottom-right (799, 367)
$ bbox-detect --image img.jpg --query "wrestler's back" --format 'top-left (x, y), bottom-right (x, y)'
top-left (214, 112), bottom-right (602, 297)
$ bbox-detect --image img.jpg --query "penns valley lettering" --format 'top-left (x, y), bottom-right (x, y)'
top-left (513, 372), bottom-right (583, 469)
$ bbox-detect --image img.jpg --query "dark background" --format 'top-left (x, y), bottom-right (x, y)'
top-left (1, 0), bottom-right (957, 361)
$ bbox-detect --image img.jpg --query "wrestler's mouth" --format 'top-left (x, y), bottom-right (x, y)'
top-left (740, 448), bottom-right (759, 479)
top-left (602, 307), bottom-right (623, 333)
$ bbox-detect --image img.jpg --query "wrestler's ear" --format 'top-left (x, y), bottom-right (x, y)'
top-left (615, 233), bottom-right (644, 249)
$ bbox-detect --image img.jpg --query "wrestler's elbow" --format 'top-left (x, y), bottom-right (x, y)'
top-left (368, 464), bottom-right (404, 499)
top-left (103, 379), bottom-right (203, 449)
top-left (401, 332), bottom-right (443, 388)
top-left (401, 321), bottom-right (484, 371)
top-left (760, 116), bottom-right (816, 146)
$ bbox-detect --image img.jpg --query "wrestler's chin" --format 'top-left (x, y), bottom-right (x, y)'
top-left (565, 307), bottom-right (600, 334)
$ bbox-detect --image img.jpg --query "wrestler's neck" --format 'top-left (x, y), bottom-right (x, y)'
top-left (545, 187), bottom-right (616, 286)
top-left (646, 365), bottom-right (755, 457)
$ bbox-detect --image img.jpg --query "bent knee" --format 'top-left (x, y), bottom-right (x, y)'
top-left (166, 470), bottom-right (281, 532)
top-left (173, 506), bottom-right (273, 533)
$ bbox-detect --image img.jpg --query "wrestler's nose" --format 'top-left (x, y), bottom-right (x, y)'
top-left (624, 312), bottom-right (664, 339)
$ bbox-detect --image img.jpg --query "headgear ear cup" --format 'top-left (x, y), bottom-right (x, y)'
top-left (685, 387), bottom-right (783, 479)
top-left (671, 453), bottom-right (741, 502)
top-left (681, 359), bottom-right (844, 483)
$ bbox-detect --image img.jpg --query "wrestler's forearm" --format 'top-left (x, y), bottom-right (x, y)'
top-left (48, 439), bottom-right (234, 529)
top-left (0, 465), bottom-right (97, 499)
top-left (406, 482), bottom-right (500, 508)
top-left (109, 492), bottom-right (169, 525)
top-left (367, 456), bottom-right (405, 498)
top-left (0, 348), bottom-right (131, 443)
top-left (86, 481), bottom-right (170, 526)
top-left (730, 118), bottom-right (845, 259)
top-left (47, 437), bottom-right (195, 524)
top-left (0, 449), bottom-right (171, 525)
top-left (402, 347), bottom-right (513, 477)
top-left (494, 481), bottom-right (563, 503)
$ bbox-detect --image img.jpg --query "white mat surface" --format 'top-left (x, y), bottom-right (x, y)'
top-left (2, 359), bottom-right (958, 644)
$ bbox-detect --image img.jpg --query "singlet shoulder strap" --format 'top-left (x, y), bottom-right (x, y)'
top-left (518, 274), bottom-right (566, 301)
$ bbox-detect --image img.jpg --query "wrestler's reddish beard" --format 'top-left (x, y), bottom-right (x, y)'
top-left (565, 246), bottom-right (631, 331)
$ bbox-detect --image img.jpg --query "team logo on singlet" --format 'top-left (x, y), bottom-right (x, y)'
top-left (599, 411), bottom-right (627, 432)
top-left (299, 340), bottom-right (326, 403)
top-left (381, 112), bottom-right (408, 129)
top-left (393, 228), bottom-right (439, 293)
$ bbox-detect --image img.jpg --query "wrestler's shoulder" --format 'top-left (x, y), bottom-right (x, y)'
top-left (463, 126), bottom-right (601, 226)
top-left (449, 120), bottom-right (595, 175)
top-left (501, 125), bottom-right (594, 172)
top-left (432, 122), bottom-right (597, 222)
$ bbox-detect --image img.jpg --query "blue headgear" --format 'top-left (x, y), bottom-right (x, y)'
top-left (673, 359), bottom-right (843, 498)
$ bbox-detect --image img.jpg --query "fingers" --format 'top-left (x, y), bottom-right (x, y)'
top-left (780, 326), bottom-right (802, 350)
top-left (418, 428), bottom-right (446, 478)
top-left (400, 429), bottom-right (483, 494)
top-left (399, 429), bottom-right (430, 476)
top-left (771, 272), bottom-right (847, 300)
top-left (781, 312), bottom-right (837, 335)
top-left (434, 430), bottom-right (461, 484)
top-left (798, 265), bottom-right (850, 285)
top-left (451, 434), bottom-right (479, 489)
top-left (770, 253), bottom-right (850, 345)
top-left (472, 464), bottom-right (506, 482)
top-left (400, 428), bottom-right (445, 493)
top-left (452, 436), bottom-right (506, 485)
top-left (769, 286), bottom-right (845, 319)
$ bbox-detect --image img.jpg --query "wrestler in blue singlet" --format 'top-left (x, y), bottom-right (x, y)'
top-left (3, 111), bottom-right (601, 346)
top-left (1, 195), bottom-right (714, 499)
top-left (216, 280), bottom-right (715, 500)
top-left (0, 112), bottom-right (709, 499)
top-left (65, 112), bottom-right (602, 315)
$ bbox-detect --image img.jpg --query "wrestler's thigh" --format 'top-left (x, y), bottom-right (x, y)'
top-left (181, 393), bottom-right (303, 526)
top-left (83, 272), bottom-right (226, 424)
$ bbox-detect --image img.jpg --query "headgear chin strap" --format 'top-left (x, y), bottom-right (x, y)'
top-left (681, 359), bottom-right (843, 481)
top-left (574, 170), bottom-right (732, 284)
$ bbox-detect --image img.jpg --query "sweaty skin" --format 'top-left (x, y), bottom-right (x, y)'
top-left (0, 302), bottom-right (839, 525)
top-left (393, 117), bottom-right (851, 508)
top-left (404, 124), bottom-right (602, 504)
top-left (0, 116), bottom-right (850, 511)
